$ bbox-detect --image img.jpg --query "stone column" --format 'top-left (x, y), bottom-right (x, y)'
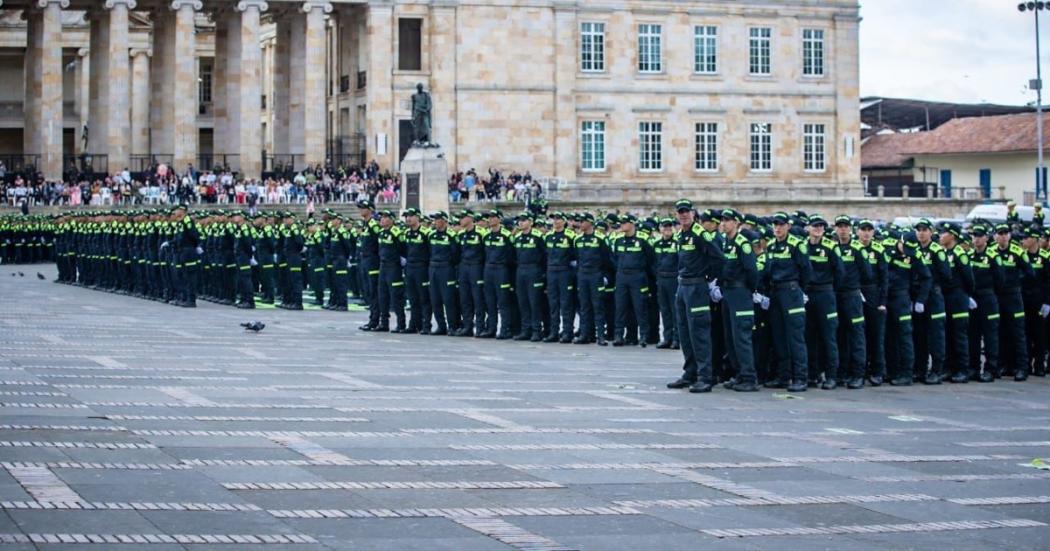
top-left (102, 0), bottom-right (134, 172)
top-left (23, 0), bottom-right (66, 180)
top-left (364, 3), bottom-right (393, 168)
top-left (302, 1), bottom-right (330, 168)
top-left (272, 18), bottom-right (290, 156)
top-left (287, 12), bottom-right (305, 160)
top-left (151, 0), bottom-right (200, 171)
top-left (430, 3), bottom-right (456, 169)
top-left (74, 48), bottom-right (89, 155)
top-left (130, 49), bottom-right (151, 157)
top-left (150, 8), bottom-right (172, 156)
top-left (87, 10), bottom-right (103, 154)
top-left (235, 0), bottom-right (266, 178)
top-left (553, 3), bottom-right (576, 184)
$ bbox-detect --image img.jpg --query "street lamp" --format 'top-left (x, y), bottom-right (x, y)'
top-left (1020, 1), bottom-right (1048, 202)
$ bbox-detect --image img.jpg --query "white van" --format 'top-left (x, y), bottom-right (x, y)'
top-left (965, 204), bottom-right (1034, 225)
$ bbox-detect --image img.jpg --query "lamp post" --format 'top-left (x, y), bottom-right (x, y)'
top-left (1020, 1), bottom-right (1048, 202)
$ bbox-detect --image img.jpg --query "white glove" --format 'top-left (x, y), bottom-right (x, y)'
top-left (761, 296), bottom-right (771, 311)
top-left (400, 257), bottom-right (407, 267)
top-left (250, 257), bottom-right (258, 267)
top-left (968, 297), bottom-right (978, 310)
top-left (708, 278), bottom-right (718, 290)
top-left (709, 285), bottom-right (722, 303)
top-left (860, 294), bottom-right (866, 303)
top-left (195, 246), bottom-right (203, 255)
top-left (603, 277), bottom-right (608, 287)
top-left (347, 259), bottom-right (353, 268)
top-left (914, 302), bottom-right (925, 314)
top-left (752, 292), bottom-right (764, 304)
top-left (570, 260), bottom-right (578, 268)
top-left (160, 241), bottom-right (169, 249)
top-left (803, 293), bottom-right (809, 305)
top-left (251, 245), bottom-right (256, 252)
top-left (1041, 304), bottom-right (1050, 318)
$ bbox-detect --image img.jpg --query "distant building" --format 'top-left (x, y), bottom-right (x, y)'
top-left (861, 111), bottom-right (1048, 204)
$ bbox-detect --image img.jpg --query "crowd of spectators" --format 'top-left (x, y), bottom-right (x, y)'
top-left (447, 168), bottom-right (543, 203)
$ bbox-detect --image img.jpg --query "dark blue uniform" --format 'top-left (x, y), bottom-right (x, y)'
top-left (674, 222), bottom-right (725, 388)
top-left (720, 231), bottom-right (759, 386)
top-left (612, 231), bottom-right (655, 346)
top-left (762, 233), bottom-right (811, 388)
top-left (544, 229), bottom-right (576, 342)
top-left (805, 237), bottom-right (844, 387)
top-left (513, 228), bottom-right (547, 340)
top-left (835, 237), bottom-right (873, 386)
top-left (574, 231), bottom-right (611, 344)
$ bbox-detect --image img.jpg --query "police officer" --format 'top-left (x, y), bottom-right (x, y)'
top-left (666, 199), bottom-right (725, 393)
top-left (306, 221), bottom-right (328, 307)
top-left (885, 230), bottom-right (930, 385)
top-left (513, 213), bottom-right (547, 341)
top-left (172, 205), bottom-right (201, 308)
top-left (856, 220), bottom-right (888, 386)
top-left (994, 223), bottom-right (1030, 380)
top-left (1021, 227), bottom-right (1050, 380)
top-left (257, 214), bottom-right (277, 304)
top-left (232, 213), bottom-right (256, 309)
top-left (281, 213), bottom-right (305, 310)
top-left (544, 212), bottom-right (576, 343)
top-left (427, 212), bottom-right (459, 335)
top-left (611, 214), bottom-right (654, 347)
top-left (482, 210), bottom-right (514, 339)
top-left (938, 223), bottom-right (975, 383)
top-left (832, 216), bottom-right (872, 389)
top-left (454, 211), bottom-right (486, 337)
top-left (758, 212), bottom-right (811, 392)
top-left (718, 209), bottom-right (759, 392)
top-left (653, 218), bottom-right (679, 349)
top-left (402, 208), bottom-right (432, 334)
top-left (356, 200), bottom-right (383, 331)
top-left (968, 224), bottom-right (1000, 383)
top-left (573, 213), bottom-right (611, 346)
top-left (804, 215), bottom-right (844, 389)
top-left (376, 210), bottom-right (406, 332)
top-left (327, 216), bottom-right (354, 311)
top-left (914, 218), bottom-right (949, 384)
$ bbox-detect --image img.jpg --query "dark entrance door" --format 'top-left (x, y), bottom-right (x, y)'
top-left (398, 119), bottom-right (413, 165)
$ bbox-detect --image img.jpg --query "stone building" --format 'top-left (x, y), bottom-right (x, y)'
top-left (1, 0), bottom-right (861, 195)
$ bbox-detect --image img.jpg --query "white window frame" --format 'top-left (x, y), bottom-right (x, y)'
top-left (803, 123), bottom-right (827, 173)
top-left (694, 122), bottom-right (719, 172)
top-left (580, 22), bottom-right (606, 73)
top-left (749, 122), bottom-right (773, 173)
top-left (580, 120), bottom-right (606, 172)
top-left (749, 27), bottom-right (772, 76)
top-left (802, 28), bottom-right (825, 77)
top-left (693, 25), bottom-right (718, 74)
top-left (639, 121), bottom-right (663, 172)
top-left (638, 24), bottom-right (663, 74)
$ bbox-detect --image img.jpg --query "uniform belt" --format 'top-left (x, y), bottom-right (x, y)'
top-left (999, 287), bottom-right (1021, 294)
top-left (836, 288), bottom-right (861, 295)
top-left (723, 283), bottom-right (747, 289)
top-left (430, 261), bottom-right (450, 267)
top-left (807, 284), bottom-right (833, 292)
top-left (772, 281), bottom-right (799, 290)
top-left (678, 276), bottom-right (705, 285)
top-left (860, 285), bottom-right (877, 292)
top-left (976, 288), bottom-right (997, 296)
top-left (547, 265), bottom-right (570, 271)
top-left (658, 272), bottom-right (678, 277)
top-left (485, 262), bottom-right (506, 266)
top-left (619, 268), bottom-right (645, 274)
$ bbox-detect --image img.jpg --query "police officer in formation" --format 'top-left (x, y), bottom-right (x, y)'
top-left (25, 200), bottom-right (1050, 391)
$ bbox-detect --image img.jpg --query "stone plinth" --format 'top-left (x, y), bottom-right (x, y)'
top-left (400, 147), bottom-right (449, 215)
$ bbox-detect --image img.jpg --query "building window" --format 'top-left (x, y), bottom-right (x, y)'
top-left (693, 25), bottom-right (717, 74)
top-left (397, 18), bottom-right (422, 71)
top-left (749, 123), bottom-right (772, 172)
top-left (639, 121), bottom-right (663, 172)
top-left (802, 28), bottom-right (825, 77)
top-left (580, 120), bottom-right (606, 171)
top-left (580, 22), bottom-right (605, 73)
top-left (638, 24), bottom-right (662, 73)
top-left (694, 122), bottom-right (718, 172)
top-left (749, 27), bottom-right (772, 76)
top-left (198, 60), bottom-right (212, 104)
top-left (803, 123), bottom-right (826, 172)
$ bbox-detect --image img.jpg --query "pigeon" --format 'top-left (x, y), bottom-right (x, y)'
top-left (240, 321), bottom-right (265, 333)
top-left (36, 273), bottom-right (45, 280)
top-left (17, 272), bottom-right (24, 277)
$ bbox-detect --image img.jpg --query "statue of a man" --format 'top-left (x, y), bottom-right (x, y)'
top-left (411, 82), bottom-right (432, 146)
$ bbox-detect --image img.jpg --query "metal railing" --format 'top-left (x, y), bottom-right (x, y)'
top-left (62, 154), bottom-right (108, 179)
top-left (195, 154), bottom-right (241, 173)
top-left (261, 154), bottom-right (304, 180)
top-left (129, 154), bottom-right (174, 174)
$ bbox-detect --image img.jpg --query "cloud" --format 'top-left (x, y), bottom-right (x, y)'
top-left (860, 0), bottom-right (1046, 105)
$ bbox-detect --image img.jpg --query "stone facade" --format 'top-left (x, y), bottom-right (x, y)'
top-left (1, 0), bottom-right (860, 194)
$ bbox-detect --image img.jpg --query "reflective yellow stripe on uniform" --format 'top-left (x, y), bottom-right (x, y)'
top-left (736, 310), bottom-right (755, 317)
top-left (851, 316), bottom-right (865, 324)
top-left (952, 312), bottom-right (969, 319)
top-left (931, 312), bottom-right (946, 320)
top-left (789, 307), bottom-right (806, 315)
top-left (690, 306), bottom-right (710, 313)
top-left (899, 315), bottom-right (912, 322)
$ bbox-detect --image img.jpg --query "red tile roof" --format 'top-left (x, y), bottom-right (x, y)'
top-left (861, 133), bottom-right (925, 169)
top-left (902, 112), bottom-right (1050, 156)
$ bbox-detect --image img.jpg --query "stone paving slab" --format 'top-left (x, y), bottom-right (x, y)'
top-left (3, 266), bottom-right (1050, 549)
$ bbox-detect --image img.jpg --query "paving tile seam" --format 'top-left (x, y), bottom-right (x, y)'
top-left (0, 440), bottom-right (156, 449)
top-left (700, 519), bottom-right (1047, 538)
top-left (0, 532), bottom-right (318, 544)
top-left (222, 480), bottom-right (565, 491)
top-left (616, 494), bottom-right (941, 509)
top-left (452, 517), bottom-right (578, 551)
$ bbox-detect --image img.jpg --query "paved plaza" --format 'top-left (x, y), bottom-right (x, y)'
top-left (1, 266), bottom-right (1050, 549)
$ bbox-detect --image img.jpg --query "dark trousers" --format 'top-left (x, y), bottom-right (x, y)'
top-left (177, 250), bottom-right (199, 304)
top-left (378, 264), bottom-right (405, 328)
top-left (657, 276), bottom-right (678, 345)
top-left (754, 308), bottom-right (773, 383)
top-left (862, 291), bottom-right (886, 380)
top-left (405, 264), bottom-right (431, 331)
top-left (361, 257), bottom-right (381, 326)
top-left (515, 265), bottom-right (544, 336)
top-left (885, 291), bottom-right (915, 381)
top-left (969, 292), bottom-right (999, 378)
top-left (676, 281), bottom-right (713, 384)
top-left (286, 257), bottom-right (304, 307)
top-left (944, 289), bottom-right (972, 379)
top-left (1024, 293), bottom-right (1045, 376)
top-left (722, 287), bottom-right (757, 385)
top-left (836, 290), bottom-right (867, 382)
top-left (576, 271), bottom-right (606, 342)
top-left (771, 286), bottom-right (808, 385)
top-left (614, 271), bottom-right (649, 342)
top-left (236, 263), bottom-right (255, 306)
top-left (805, 289), bottom-right (840, 382)
top-left (998, 291), bottom-right (1027, 376)
top-left (914, 288), bottom-right (946, 379)
top-left (429, 264), bottom-right (458, 332)
top-left (330, 256), bottom-right (349, 307)
top-left (483, 264), bottom-right (512, 336)
top-left (546, 268), bottom-right (574, 338)
top-left (458, 263), bottom-right (485, 333)
top-left (309, 258), bottom-right (327, 305)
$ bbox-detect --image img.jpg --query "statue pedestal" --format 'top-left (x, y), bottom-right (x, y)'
top-left (400, 146), bottom-right (449, 215)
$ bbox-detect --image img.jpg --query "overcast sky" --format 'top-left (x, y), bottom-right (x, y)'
top-left (860, 0), bottom-right (1047, 106)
